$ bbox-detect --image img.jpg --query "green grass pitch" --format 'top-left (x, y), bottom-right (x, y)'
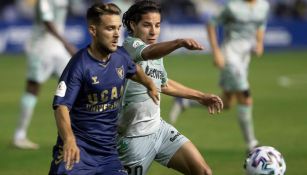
top-left (0, 50), bottom-right (307, 175)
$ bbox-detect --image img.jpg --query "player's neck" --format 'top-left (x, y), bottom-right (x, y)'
top-left (88, 44), bottom-right (110, 62)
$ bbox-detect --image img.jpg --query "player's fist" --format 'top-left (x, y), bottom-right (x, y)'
top-left (180, 38), bottom-right (204, 50)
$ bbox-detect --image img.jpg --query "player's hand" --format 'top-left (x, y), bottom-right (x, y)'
top-left (253, 44), bottom-right (264, 57)
top-left (148, 87), bottom-right (159, 105)
top-left (63, 137), bottom-right (80, 170)
top-left (198, 94), bottom-right (223, 114)
top-left (64, 42), bottom-right (78, 56)
top-left (180, 38), bottom-right (204, 50)
top-left (213, 50), bottom-right (225, 70)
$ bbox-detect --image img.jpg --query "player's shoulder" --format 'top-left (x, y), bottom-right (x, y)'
top-left (258, 0), bottom-right (270, 10)
top-left (225, 0), bottom-right (241, 11)
top-left (113, 46), bottom-right (134, 62)
top-left (65, 48), bottom-right (88, 69)
top-left (123, 36), bottom-right (145, 48)
top-left (115, 46), bottom-right (130, 57)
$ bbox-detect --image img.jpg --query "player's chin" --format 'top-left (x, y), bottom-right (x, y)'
top-left (109, 44), bottom-right (118, 52)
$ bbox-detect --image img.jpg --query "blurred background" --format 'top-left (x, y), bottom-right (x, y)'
top-left (0, 0), bottom-right (307, 175)
top-left (1, 0), bottom-right (307, 53)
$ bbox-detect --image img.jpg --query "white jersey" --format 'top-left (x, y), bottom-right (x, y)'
top-left (211, 0), bottom-right (270, 91)
top-left (117, 36), bottom-right (168, 137)
top-left (26, 0), bottom-right (71, 83)
top-left (211, 0), bottom-right (270, 46)
top-left (30, 0), bottom-right (68, 44)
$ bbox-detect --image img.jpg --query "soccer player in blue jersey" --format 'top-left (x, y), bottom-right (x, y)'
top-left (48, 3), bottom-right (158, 175)
top-left (116, 1), bottom-right (223, 175)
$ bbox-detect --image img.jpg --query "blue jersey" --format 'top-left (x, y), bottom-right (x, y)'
top-left (53, 46), bottom-right (136, 156)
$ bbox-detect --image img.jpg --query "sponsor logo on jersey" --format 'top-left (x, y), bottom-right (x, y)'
top-left (132, 40), bottom-right (143, 48)
top-left (145, 66), bottom-right (163, 80)
top-left (116, 66), bottom-right (124, 79)
top-left (91, 76), bottom-right (100, 85)
top-left (55, 81), bottom-right (67, 97)
top-left (170, 130), bottom-right (182, 142)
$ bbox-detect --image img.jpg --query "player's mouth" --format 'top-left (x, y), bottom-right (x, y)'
top-left (111, 40), bottom-right (118, 46)
top-left (147, 38), bottom-right (156, 44)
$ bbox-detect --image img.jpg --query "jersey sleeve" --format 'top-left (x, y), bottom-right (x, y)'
top-left (257, 2), bottom-right (270, 31)
top-left (161, 59), bottom-right (168, 86)
top-left (53, 59), bottom-right (83, 110)
top-left (123, 36), bottom-right (149, 62)
top-left (38, 0), bottom-right (54, 22)
top-left (209, 3), bottom-right (231, 26)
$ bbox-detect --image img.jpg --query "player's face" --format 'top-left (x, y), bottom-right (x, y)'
top-left (132, 12), bottom-right (161, 45)
top-left (92, 14), bottom-right (121, 53)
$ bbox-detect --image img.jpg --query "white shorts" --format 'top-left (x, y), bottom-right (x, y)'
top-left (26, 35), bottom-right (71, 83)
top-left (117, 120), bottom-right (189, 175)
top-left (220, 40), bottom-right (252, 91)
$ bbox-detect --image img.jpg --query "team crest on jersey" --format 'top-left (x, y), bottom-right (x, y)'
top-left (91, 76), bottom-right (100, 85)
top-left (132, 40), bottom-right (143, 48)
top-left (116, 66), bottom-right (124, 79)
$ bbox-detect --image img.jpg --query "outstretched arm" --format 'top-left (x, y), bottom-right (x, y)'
top-left (161, 79), bottom-right (223, 114)
top-left (54, 105), bottom-right (80, 170)
top-left (142, 39), bottom-right (204, 60)
top-left (129, 64), bottom-right (159, 104)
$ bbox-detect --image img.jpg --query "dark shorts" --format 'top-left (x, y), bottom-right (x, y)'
top-left (49, 145), bottom-right (127, 175)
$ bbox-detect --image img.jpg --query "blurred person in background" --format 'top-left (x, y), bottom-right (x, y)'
top-left (13, 0), bottom-right (77, 149)
top-left (117, 1), bottom-right (223, 175)
top-left (170, 0), bottom-right (270, 152)
top-left (208, 0), bottom-right (270, 152)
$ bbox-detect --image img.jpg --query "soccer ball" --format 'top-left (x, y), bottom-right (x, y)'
top-left (244, 146), bottom-right (286, 175)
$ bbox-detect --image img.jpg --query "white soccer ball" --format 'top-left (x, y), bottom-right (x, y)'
top-left (244, 146), bottom-right (286, 175)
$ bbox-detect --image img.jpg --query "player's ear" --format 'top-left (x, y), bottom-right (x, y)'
top-left (88, 25), bottom-right (96, 37)
top-left (130, 21), bottom-right (136, 33)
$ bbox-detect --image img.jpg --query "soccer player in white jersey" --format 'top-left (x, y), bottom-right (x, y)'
top-left (207, 0), bottom-right (270, 152)
top-left (170, 0), bottom-right (270, 152)
top-left (117, 1), bottom-right (223, 175)
top-left (13, 0), bottom-right (77, 149)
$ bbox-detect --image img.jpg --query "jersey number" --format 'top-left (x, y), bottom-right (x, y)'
top-left (124, 165), bottom-right (143, 175)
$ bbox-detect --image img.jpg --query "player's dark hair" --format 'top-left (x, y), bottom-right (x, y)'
top-left (86, 3), bottom-right (121, 25)
top-left (123, 0), bottom-right (161, 35)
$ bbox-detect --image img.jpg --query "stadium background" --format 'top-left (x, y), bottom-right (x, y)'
top-left (1, 0), bottom-right (307, 174)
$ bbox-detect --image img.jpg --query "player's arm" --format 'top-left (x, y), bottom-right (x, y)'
top-left (129, 64), bottom-right (159, 104)
top-left (254, 28), bottom-right (265, 57)
top-left (44, 21), bottom-right (77, 56)
top-left (161, 79), bottom-right (223, 114)
top-left (207, 23), bottom-right (224, 69)
top-left (141, 39), bottom-right (204, 60)
top-left (54, 105), bottom-right (80, 170)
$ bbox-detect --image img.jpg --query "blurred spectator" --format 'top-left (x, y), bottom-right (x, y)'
top-left (292, 0), bottom-right (307, 20)
top-left (274, 0), bottom-right (294, 18)
top-left (160, 0), bottom-right (201, 23)
top-left (1, 0), bottom-right (307, 22)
